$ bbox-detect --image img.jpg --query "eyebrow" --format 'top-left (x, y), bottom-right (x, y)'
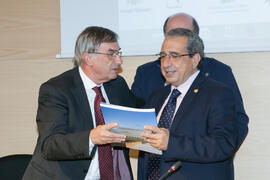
top-left (161, 51), bottom-right (186, 54)
top-left (108, 48), bottom-right (121, 52)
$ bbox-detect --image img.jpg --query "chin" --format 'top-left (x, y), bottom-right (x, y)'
top-left (165, 77), bottom-right (174, 84)
top-left (166, 79), bottom-right (180, 87)
top-left (109, 74), bottom-right (118, 80)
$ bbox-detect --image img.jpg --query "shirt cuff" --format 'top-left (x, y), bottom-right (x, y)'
top-left (89, 136), bottom-right (95, 155)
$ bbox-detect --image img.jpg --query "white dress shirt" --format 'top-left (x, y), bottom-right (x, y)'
top-left (157, 71), bottom-right (200, 124)
top-left (79, 67), bottom-right (110, 180)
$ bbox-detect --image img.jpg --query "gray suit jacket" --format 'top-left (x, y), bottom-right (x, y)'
top-left (23, 67), bottom-right (135, 180)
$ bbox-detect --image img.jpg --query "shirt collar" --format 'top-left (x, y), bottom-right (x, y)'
top-left (79, 66), bottom-right (102, 90)
top-left (172, 70), bottom-right (200, 96)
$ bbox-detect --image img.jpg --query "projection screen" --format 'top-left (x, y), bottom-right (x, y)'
top-left (58, 0), bottom-right (270, 58)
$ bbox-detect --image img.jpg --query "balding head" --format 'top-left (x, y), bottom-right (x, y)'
top-left (163, 13), bottom-right (200, 36)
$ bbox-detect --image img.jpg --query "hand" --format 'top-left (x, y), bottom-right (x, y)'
top-left (141, 126), bottom-right (170, 150)
top-left (90, 123), bottom-right (126, 145)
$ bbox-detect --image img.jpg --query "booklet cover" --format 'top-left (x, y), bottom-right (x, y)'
top-left (100, 103), bottom-right (162, 155)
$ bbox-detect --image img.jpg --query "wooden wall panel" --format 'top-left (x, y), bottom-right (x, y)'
top-left (0, 0), bottom-right (59, 60)
top-left (0, 0), bottom-right (270, 179)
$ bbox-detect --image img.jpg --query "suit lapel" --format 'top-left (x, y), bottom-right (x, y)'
top-left (170, 72), bottom-right (207, 132)
top-left (70, 67), bottom-right (94, 129)
top-left (154, 85), bottom-right (171, 116)
top-left (103, 78), bottom-right (120, 105)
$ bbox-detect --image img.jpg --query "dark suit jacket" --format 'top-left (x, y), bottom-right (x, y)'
top-left (131, 57), bottom-right (248, 147)
top-left (138, 72), bottom-right (238, 180)
top-left (23, 67), bottom-right (135, 180)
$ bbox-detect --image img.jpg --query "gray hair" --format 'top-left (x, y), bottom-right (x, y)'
top-left (73, 26), bottom-right (118, 66)
top-left (167, 28), bottom-right (204, 69)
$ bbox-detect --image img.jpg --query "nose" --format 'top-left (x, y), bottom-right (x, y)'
top-left (162, 55), bottom-right (172, 67)
top-left (114, 55), bottom-right (122, 65)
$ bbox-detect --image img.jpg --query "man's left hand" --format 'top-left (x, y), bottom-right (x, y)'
top-left (141, 126), bottom-right (169, 150)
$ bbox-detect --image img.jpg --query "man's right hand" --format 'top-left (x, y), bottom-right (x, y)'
top-left (90, 123), bottom-right (126, 145)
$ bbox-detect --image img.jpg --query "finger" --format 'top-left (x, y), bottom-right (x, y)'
top-left (144, 126), bottom-right (160, 133)
top-left (110, 137), bottom-right (126, 143)
top-left (146, 139), bottom-right (160, 149)
top-left (103, 136), bottom-right (126, 143)
top-left (107, 131), bottom-right (126, 139)
top-left (105, 123), bottom-right (118, 130)
top-left (98, 135), bottom-right (125, 143)
top-left (141, 132), bottom-right (158, 140)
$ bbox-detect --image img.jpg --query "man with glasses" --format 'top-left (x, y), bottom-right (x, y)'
top-left (131, 12), bottom-right (248, 152)
top-left (138, 28), bottom-right (238, 180)
top-left (23, 26), bottom-right (135, 180)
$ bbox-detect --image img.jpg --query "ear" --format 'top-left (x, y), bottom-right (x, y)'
top-left (192, 53), bottom-right (201, 69)
top-left (82, 52), bottom-right (93, 66)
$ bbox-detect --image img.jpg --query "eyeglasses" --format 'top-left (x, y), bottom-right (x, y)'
top-left (89, 50), bottom-right (122, 58)
top-left (157, 52), bottom-right (194, 60)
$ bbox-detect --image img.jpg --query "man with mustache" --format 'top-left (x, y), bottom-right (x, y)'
top-left (131, 12), bottom-right (248, 152)
top-left (138, 28), bottom-right (238, 180)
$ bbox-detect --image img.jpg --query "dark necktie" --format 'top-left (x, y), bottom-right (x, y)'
top-left (147, 89), bottom-right (181, 180)
top-left (93, 86), bottom-right (114, 180)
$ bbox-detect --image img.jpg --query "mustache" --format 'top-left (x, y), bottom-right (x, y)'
top-left (163, 66), bottom-right (176, 72)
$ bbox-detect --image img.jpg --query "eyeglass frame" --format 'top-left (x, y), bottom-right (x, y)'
top-left (88, 49), bottom-right (122, 58)
top-left (156, 51), bottom-right (195, 60)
